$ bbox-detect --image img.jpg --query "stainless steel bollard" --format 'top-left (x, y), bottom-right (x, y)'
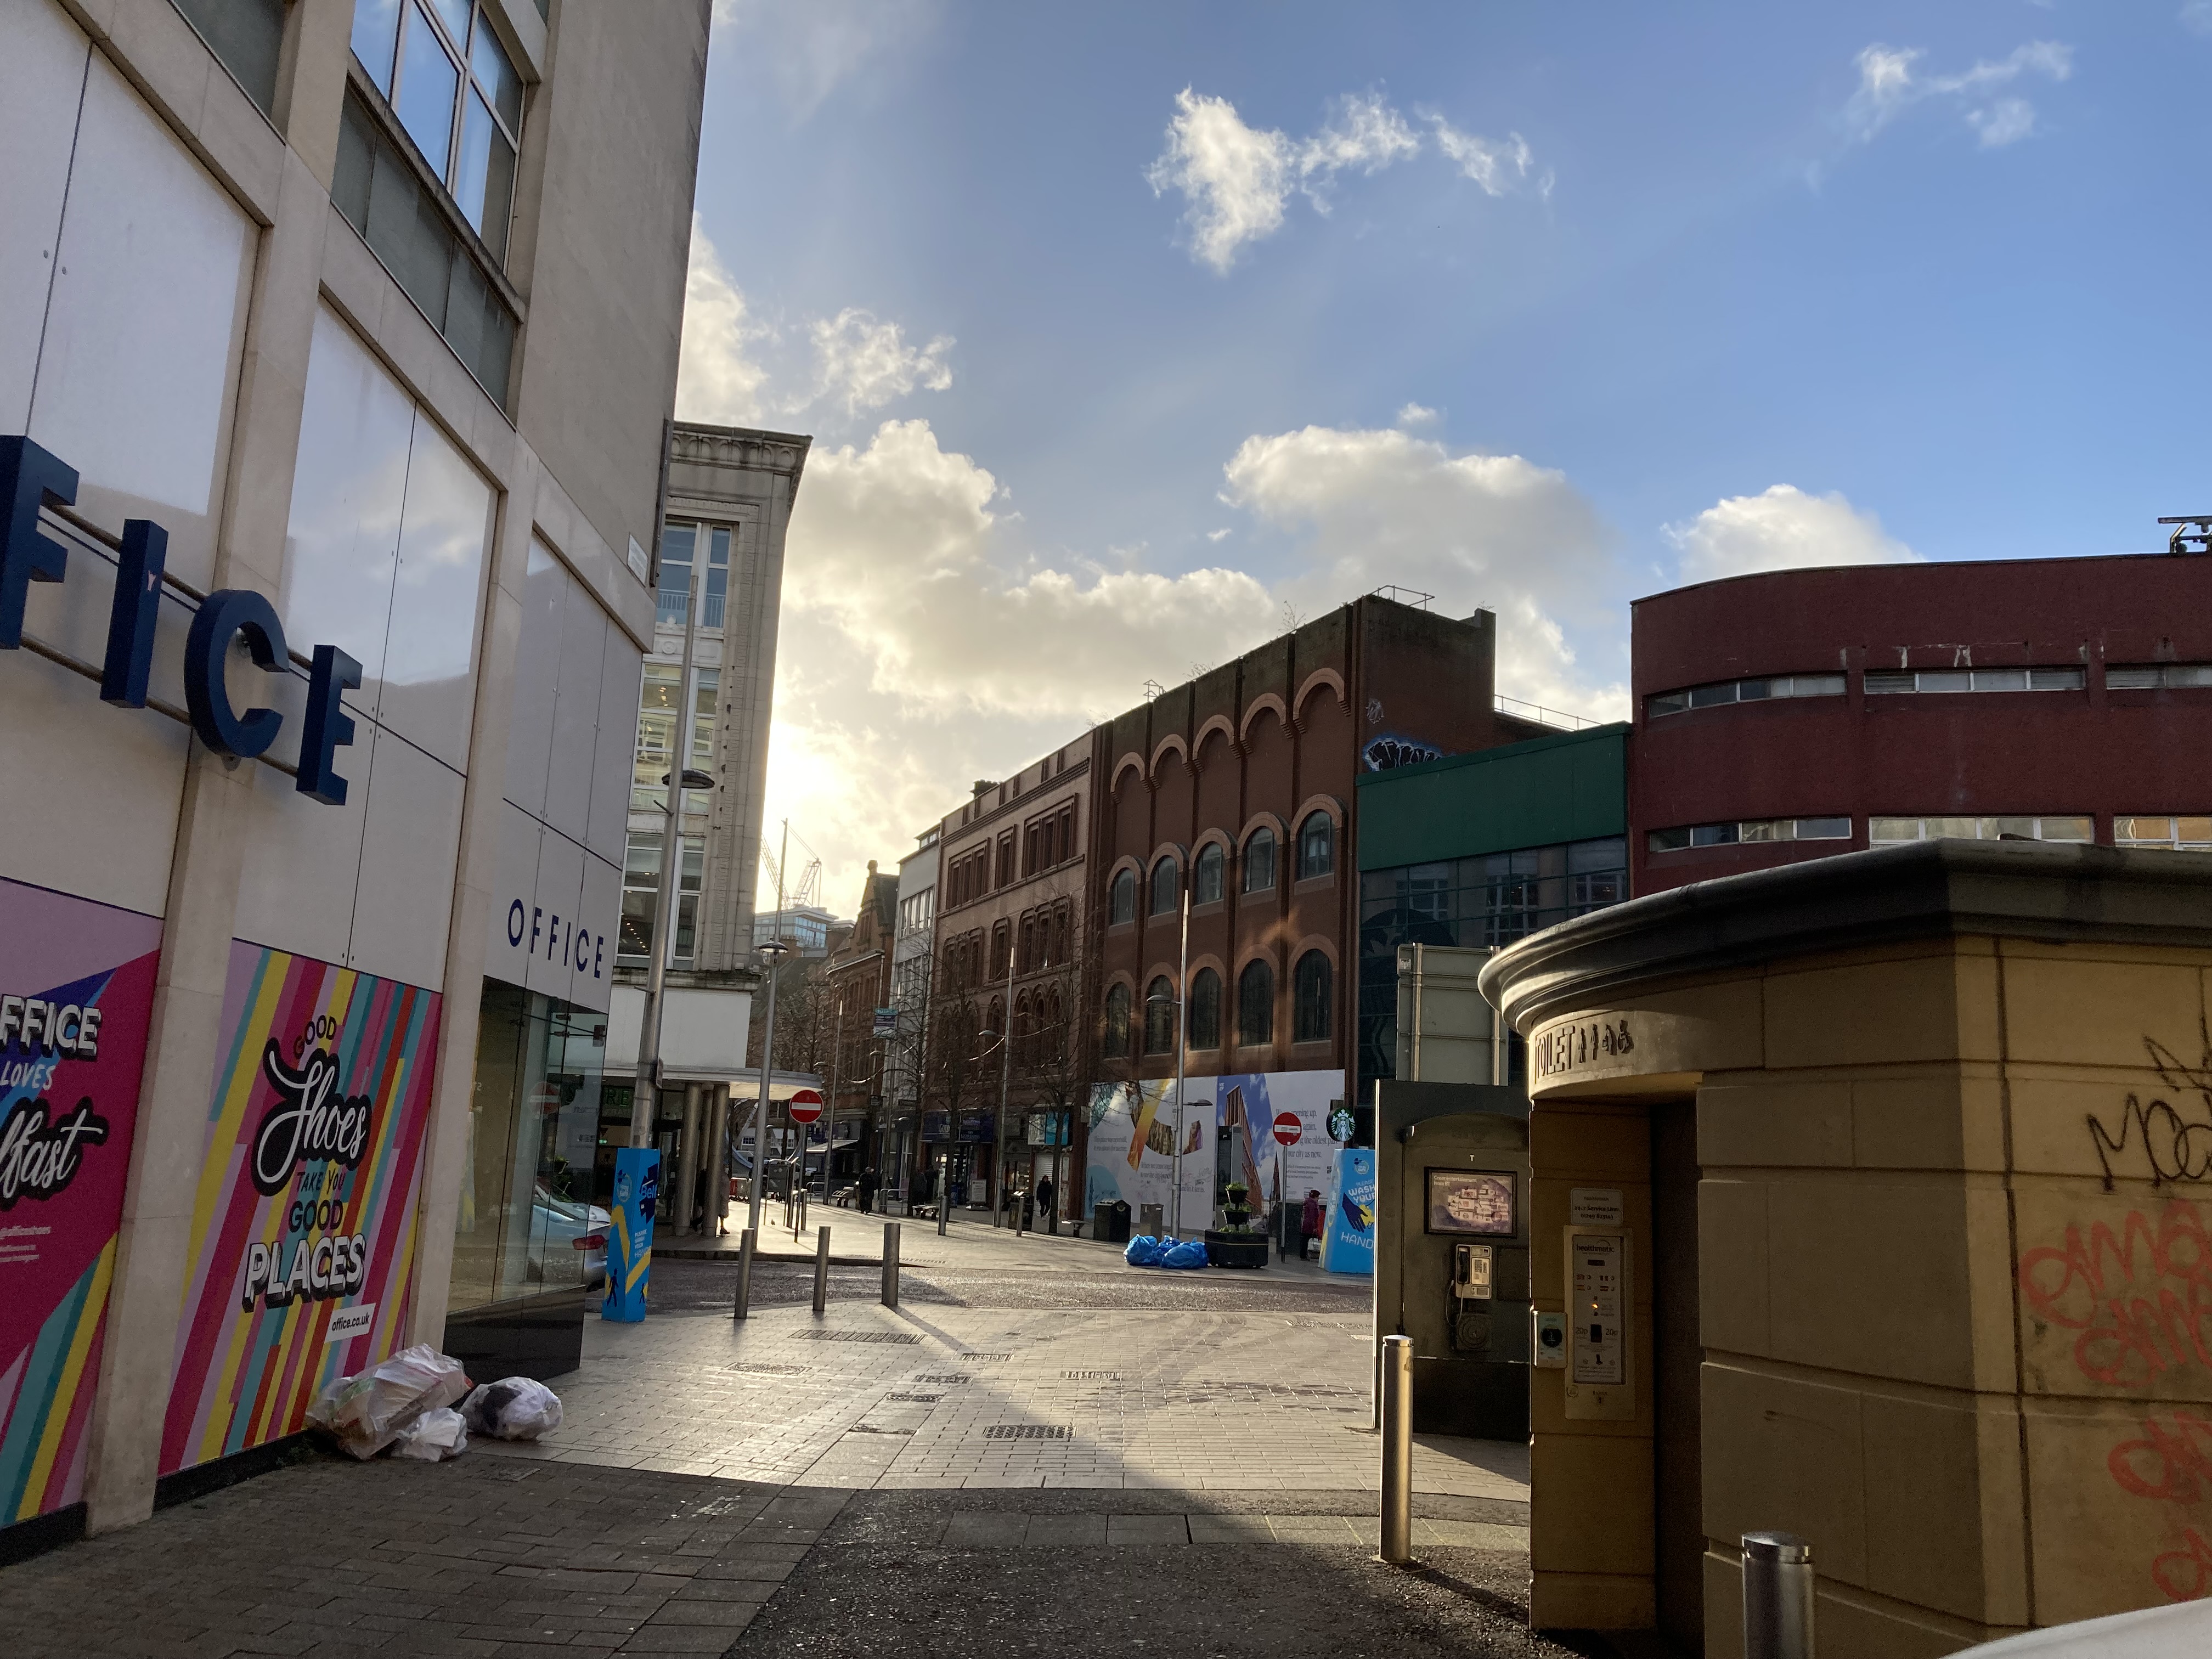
top-left (882, 1222), bottom-right (900, 1308)
top-left (1379, 1334), bottom-right (1414, 1565)
top-left (812, 1224), bottom-right (831, 1314)
top-left (732, 1227), bottom-right (755, 1321)
top-left (1742, 1531), bottom-right (1815, 1659)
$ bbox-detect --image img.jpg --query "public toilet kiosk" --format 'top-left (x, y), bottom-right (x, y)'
top-left (1479, 839), bottom-right (2212, 1655)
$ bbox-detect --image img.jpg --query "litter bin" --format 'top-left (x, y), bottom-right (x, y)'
top-left (1096, 1199), bottom-right (1132, 1244)
top-left (1137, 1203), bottom-right (1165, 1237)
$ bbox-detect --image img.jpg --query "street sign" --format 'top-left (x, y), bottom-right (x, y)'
top-left (788, 1088), bottom-right (824, 1125)
top-left (1273, 1111), bottom-right (1302, 1146)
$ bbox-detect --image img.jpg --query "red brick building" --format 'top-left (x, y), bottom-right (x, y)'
top-left (822, 862), bottom-right (896, 1180)
top-left (1632, 555), bottom-right (2212, 894)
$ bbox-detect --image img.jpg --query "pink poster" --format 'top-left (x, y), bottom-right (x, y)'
top-left (0, 877), bottom-right (160, 1526)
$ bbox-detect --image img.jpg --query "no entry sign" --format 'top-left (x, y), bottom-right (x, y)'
top-left (788, 1088), bottom-right (824, 1125)
top-left (1272, 1111), bottom-right (1302, 1146)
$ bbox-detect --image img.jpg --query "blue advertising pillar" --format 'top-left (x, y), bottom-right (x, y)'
top-left (602, 1147), bottom-right (661, 1321)
top-left (1322, 1146), bottom-right (1376, 1276)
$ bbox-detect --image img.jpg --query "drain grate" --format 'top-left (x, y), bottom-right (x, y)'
top-left (1062, 1370), bottom-right (1120, 1381)
top-left (983, 1424), bottom-right (1070, 1440)
top-left (729, 1362), bottom-right (808, 1375)
top-left (913, 1374), bottom-right (970, 1385)
top-left (793, 1329), bottom-right (921, 1345)
top-left (884, 1392), bottom-right (943, 1403)
top-left (963, 1352), bottom-right (1012, 1361)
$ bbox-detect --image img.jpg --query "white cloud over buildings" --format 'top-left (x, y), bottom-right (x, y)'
top-left (1665, 484), bottom-right (1917, 586)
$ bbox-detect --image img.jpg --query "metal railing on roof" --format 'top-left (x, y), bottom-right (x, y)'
top-left (1494, 693), bottom-right (1599, 732)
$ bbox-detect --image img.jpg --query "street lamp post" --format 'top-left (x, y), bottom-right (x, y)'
top-left (747, 938), bottom-right (792, 1235)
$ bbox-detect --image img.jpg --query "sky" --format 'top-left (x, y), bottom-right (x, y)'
top-left (678, 1), bottom-right (2212, 913)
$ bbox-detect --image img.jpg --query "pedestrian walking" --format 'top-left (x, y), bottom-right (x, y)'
top-left (857, 1165), bottom-right (880, 1213)
top-left (1300, 1188), bottom-right (1323, 1261)
top-left (1035, 1173), bottom-right (1056, 1232)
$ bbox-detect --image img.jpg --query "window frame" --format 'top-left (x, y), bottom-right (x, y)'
top-left (1293, 951), bottom-right (1332, 1044)
top-left (1295, 812), bottom-right (1335, 881)
top-left (1242, 827), bottom-right (1277, 895)
top-left (1143, 975), bottom-right (1176, 1054)
top-left (1109, 867), bottom-right (1137, 926)
top-left (1103, 983), bottom-right (1132, 1058)
top-left (1188, 967), bottom-right (1222, 1051)
top-left (1236, 958), bottom-right (1274, 1048)
top-left (1193, 842), bottom-right (1226, 906)
top-left (1149, 855), bottom-right (1181, 917)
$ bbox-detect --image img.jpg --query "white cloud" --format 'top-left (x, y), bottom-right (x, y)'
top-left (676, 224), bottom-right (953, 431)
top-left (1395, 402), bottom-right (1440, 428)
top-left (2187, 1), bottom-right (2212, 38)
top-left (1146, 88), bottom-right (1543, 272)
top-left (1844, 40), bottom-right (2072, 148)
top-left (713, 0), bottom-right (933, 120)
top-left (1664, 485), bottom-right (1916, 586)
top-left (1221, 424), bottom-right (1628, 722)
top-left (1206, 527), bottom-right (1232, 541)
top-left (810, 309), bottom-right (954, 417)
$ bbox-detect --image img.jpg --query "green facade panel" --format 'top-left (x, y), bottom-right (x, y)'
top-left (1355, 724), bottom-right (1629, 871)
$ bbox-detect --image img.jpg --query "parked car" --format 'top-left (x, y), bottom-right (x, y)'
top-left (533, 1185), bottom-right (610, 1286)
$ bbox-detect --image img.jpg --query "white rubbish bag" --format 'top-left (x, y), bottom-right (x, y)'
top-left (458, 1375), bottom-right (563, 1441)
top-left (305, 1344), bottom-right (471, 1460)
top-left (391, 1406), bottom-right (469, 1461)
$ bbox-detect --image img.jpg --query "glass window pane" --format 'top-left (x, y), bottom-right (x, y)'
top-left (2038, 817), bottom-right (2094, 842)
top-left (1971, 668), bottom-right (2027, 692)
top-left (364, 137), bottom-right (452, 326)
top-left (1926, 817), bottom-right (1977, 839)
top-left (381, 401), bottom-right (493, 769)
top-left (1796, 817), bottom-right (1852, 840)
top-left (1647, 691), bottom-right (1687, 716)
top-left (1736, 679), bottom-right (1771, 701)
top-left (704, 527), bottom-right (730, 628)
top-left (2179, 818), bottom-right (2212, 844)
top-left (471, 13), bottom-right (523, 131)
top-left (657, 523), bottom-right (695, 625)
top-left (1790, 673), bottom-right (1846, 697)
top-left (2029, 666), bottom-right (2086, 691)
top-left (1647, 827), bottom-right (1690, 852)
top-left (453, 89), bottom-right (515, 261)
top-left (2170, 666), bottom-right (2212, 689)
top-left (395, 3), bottom-right (461, 177)
top-left (427, 0), bottom-right (471, 46)
top-left (1863, 672), bottom-right (1914, 694)
top-left (1739, 820), bottom-right (1782, 842)
top-left (1918, 671), bottom-right (1971, 693)
top-left (1987, 817), bottom-right (2038, 840)
top-left (173, 0), bottom-right (286, 115)
top-left (1869, 817), bottom-right (1920, 842)
top-left (1688, 682), bottom-right (1735, 708)
top-left (1690, 823), bottom-right (1737, 847)
top-left (1243, 830), bottom-right (1276, 893)
top-left (2106, 667), bottom-right (2160, 690)
top-left (351, 0), bottom-right (402, 92)
top-left (1568, 838), bottom-right (1626, 873)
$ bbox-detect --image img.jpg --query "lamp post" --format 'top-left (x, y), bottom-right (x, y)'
top-left (747, 938), bottom-right (792, 1235)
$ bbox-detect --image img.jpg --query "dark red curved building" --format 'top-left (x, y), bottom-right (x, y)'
top-left (1630, 555), bottom-right (2212, 895)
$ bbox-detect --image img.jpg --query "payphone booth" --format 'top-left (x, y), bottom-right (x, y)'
top-left (1375, 1078), bottom-right (1532, 1439)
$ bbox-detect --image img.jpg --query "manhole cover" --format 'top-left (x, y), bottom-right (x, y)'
top-left (729, 1362), bottom-right (808, 1375)
top-left (913, 1374), bottom-right (970, 1385)
top-left (1063, 1370), bottom-right (1120, 1381)
top-left (885, 1392), bottom-right (942, 1403)
top-left (794, 1330), bottom-right (921, 1345)
top-left (983, 1424), bottom-right (1069, 1440)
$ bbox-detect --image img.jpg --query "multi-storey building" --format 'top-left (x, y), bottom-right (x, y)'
top-left (881, 830), bottom-right (940, 1194)
top-left (0, 0), bottom-right (710, 1545)
top-left (821, 864), bottom-right (898, 1182)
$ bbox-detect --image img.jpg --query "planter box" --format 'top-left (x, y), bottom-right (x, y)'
top-left (1203, 1231), bottom-right (1269, 1269)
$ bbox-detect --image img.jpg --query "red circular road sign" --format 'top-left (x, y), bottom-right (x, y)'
top-left (1272, 1111), bottom-right (1302, 1146)
top-left (788, 1088), bottom-right (824, 1125)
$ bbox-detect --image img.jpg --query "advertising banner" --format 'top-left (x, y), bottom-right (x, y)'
top-left (0, 878), bottom-right (161, 1525)
top-left (1083, 1080), bottom-right (1211, 1230)
top-left (1322, 1147), bottom-right (1377, 1277)
top-left (601, 1147), bottom-right (658, 1322)
top-left (1214, 1071), bottom-right (1340, 1212)
top-left (160, 944), bottom-right (442, 1476)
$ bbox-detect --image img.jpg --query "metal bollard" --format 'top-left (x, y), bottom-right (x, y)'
top-left (1742, 1531), bottom-right (1815, 1659)
top-left (882, 1222), bottom-right (900, 1308)
top-left (812, 1225), bottom-right (831, 1314)
top-left (732, 1227), bottom-right (755, 1321)
top-left (1379, 1334), bottom-right (1414, 1565)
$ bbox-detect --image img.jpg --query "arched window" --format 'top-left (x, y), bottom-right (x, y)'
top-left (985, 997), bottom-right (1005, 1055)
top-left (1143, 974), bottom-right (1176, 1053)
top-left (1150, 855), bottom-right (1180, 916)
top-left (1296, 811), bottom-right (1334, 879)
top-left (1242, 827), bottom-right (1277, 894)
top-left (1193, 843), bottom-right (1225, 905)
top-left (1013, 992), bottom-right (1033, 1066)
top-left (1103, 983), bottom-right (1132, 1057)
top-left (1237, 958), bottom-right (1274, 1048)
top-left (1110, 867), bottom-right (1137, 925)
top-left (1188, 967), bottom-right (1221, 1050)
top-left (1293, 951), bottom-right (1332, 1042)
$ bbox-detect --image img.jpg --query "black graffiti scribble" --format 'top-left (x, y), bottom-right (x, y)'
top-left (2086, 1025), bottom-right (2212, 1192)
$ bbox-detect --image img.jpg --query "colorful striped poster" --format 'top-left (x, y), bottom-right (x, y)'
top-left (0, 877), bottom-right (161, 1526)
top-left (159, 943), bottom-right (442, 1476)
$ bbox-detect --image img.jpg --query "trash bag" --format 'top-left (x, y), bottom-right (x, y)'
top-left (1123, 1234), bottom-right (1169, 1267)
top-left (391, 1406), bottom-right (469, 1461)
top-left (305, 1344), bottom-right (471, 1460)
top-left (1161, 1239), bottom-right (1210, 1269)
top-left (459, 1375), bottom-right (564, 1441)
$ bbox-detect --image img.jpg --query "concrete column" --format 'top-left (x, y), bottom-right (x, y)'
top-left (674, 1082), bottom-right (703, 1234)
top-left (704, 1086), bottom-right (731, 1235)
top-left (80, 145), bottom-right (335, 1534)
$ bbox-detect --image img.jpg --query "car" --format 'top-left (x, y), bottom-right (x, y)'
top-left (532, 1185), bottom-right (610, 1287)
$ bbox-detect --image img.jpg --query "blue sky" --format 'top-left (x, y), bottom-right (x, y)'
top-left (680, 1), bottom-right (2212, 905)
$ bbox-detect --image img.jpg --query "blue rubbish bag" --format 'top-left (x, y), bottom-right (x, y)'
top-left (1124, 1235), bottom-right (1170, 1267)
top-left (1161, 1240), bottom-right (1209, 1269)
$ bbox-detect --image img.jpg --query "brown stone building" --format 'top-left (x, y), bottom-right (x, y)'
top-left (822, 862), bottom-right (898, 1181)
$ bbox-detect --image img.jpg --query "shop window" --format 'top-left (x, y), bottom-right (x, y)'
top-left (1863, 667), bottom-right (2085, 695)
top-left (1103, 983), bottom-right (1132, 1057)
top-left (1646, 672), bottom-right (1846, 717)
top-left (173, 0), bottom-right (286, 116)
top-left (1237, 959), bottom-right (1274, 1047)
top-left (450, 979), bottom-right (607, 1313)
top-left (1296, 812), bottom-right (1335, 880)
top-left (1193, 843), bottom-right (1224, 905)
top-left (1869, 815), bottom-right (2092, 844)
top-left (1293, 952), bottom-right (1332, 1043)
top-left (1188, 968), bottom-right (1221, 1050)
top-left (1647, 816), bottom-right (1852, 853)
top-left (1143, 975), bottom-right (1175, 1054)
top-left (1243, 827), bottom-right (1277, 894)
top-left (350, 0), bottom-right (523, 262)
top-left (1150, 855), bottom-right (1180, 916)
top-left (2108, 664), bottom-right (2212, 690)
top-left (2116, 816), bottom-right (2212, 849)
